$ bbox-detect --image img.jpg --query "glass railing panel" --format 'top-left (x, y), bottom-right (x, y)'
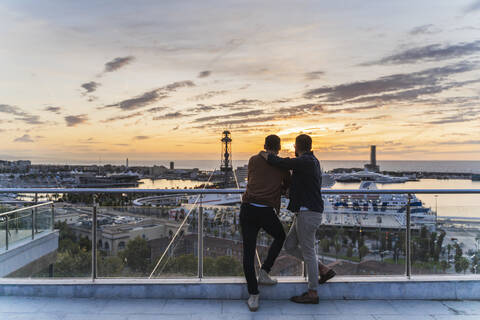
top-left (202, 203), bottom-right (244, 277)
top-left (316, 193), bottom-right (408, 276)
top-left (148, 199), bottom-right (198, 278)
top-left (0, 219), bottom-right (6, 250)
top-left (259, 223), bottom-right (303, 277)
top-left (97, 192), bottom-right (197, 278)
top-left (27, 205), bottom-right (93, 278)
top-left (7, 210), bottom-right (34, 246)
top-left (35, 205), bottom-right (53, 235)
top-left (412, 194), bottom-right (480, 275)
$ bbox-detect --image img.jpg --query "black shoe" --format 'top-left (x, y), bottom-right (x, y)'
top-left (290, 292), bottom-right (319, 304)
top-left (319, 269), bottom-right (336, 284)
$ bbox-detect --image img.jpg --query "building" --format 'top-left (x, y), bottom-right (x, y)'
top-left (235, 164), bottom-right (248, 185)
top-left (71, 216), bottom-right (188, 256)
top-left (149, 165), bottom-right (169, 177)
top-left (364, 145), bottom-right (380, 172)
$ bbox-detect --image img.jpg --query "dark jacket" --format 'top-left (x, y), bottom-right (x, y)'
top-left (267, 151), bottom-right (323, 213)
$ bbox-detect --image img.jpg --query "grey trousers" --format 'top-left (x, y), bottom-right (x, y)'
top-left (284, 211), bottom-right (324, 291)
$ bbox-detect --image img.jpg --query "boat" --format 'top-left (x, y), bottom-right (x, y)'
top-left (187, 173), bottom-right (336, 206)
top-left (334, 170), bottom-right (409, 184)
top-left (75, 172), bottom-right (140, 188)
top-left (319, 181), bottom-right (436, 230)
top-left (191, 180), bottom-right (435, 230)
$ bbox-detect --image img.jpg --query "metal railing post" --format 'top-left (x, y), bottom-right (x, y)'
top-left (51, 203), bottom-right (55, 231)
top-left (406, 193), bottom-right (412, 279)
top-left (92, 194), bottom-right (98, 281)
top-left (5, 215), bottom-right (9, 250)
top-left (198, 194), bottom-right (204, 279)
top-left (31, 209), bottom-right (34, 240)
top-left (34, 193), bottom-right (38, 235)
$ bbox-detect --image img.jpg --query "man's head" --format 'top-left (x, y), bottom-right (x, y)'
top-left (294, 134), bottom-right (312, 156)
top-left (264, 135), bottom-right (281, 154)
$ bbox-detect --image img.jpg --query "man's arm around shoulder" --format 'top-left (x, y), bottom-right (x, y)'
top-left (260, 152), bottom-right (306, 171)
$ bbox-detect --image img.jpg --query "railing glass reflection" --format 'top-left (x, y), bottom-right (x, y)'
top-left (1, 188), bottom-right (480, 280)
top-left (411, 194), bottom-right (480, 275)
top-left (0, 202), bottom-right (54, 253)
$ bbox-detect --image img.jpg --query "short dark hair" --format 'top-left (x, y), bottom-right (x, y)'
top-left (295, 134), bottom-right (312, 152)
top-left (264, 135), bottom-right (281, 151)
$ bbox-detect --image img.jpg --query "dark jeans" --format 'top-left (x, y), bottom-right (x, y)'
top-left (240, 203), bottom-right (286, 295)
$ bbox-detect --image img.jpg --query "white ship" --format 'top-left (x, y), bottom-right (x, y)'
top-left (318, 181), bottom-right (436, 230)
top-left (191, 179), bottom-right (435, 230)
top-left (334, 170), bottom-right (410, 183)
top-left (187, 173), bottom-right (336, 206)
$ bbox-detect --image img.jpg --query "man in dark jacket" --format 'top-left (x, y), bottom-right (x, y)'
top-left (261, 134), bottom-right (335, 304)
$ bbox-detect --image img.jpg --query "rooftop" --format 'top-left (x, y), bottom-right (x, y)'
top-left (1, 296), bottom-right (480, 320)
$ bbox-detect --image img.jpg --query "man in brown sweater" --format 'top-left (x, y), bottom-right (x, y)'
top-left (240, 135), bottom-right (291, 311)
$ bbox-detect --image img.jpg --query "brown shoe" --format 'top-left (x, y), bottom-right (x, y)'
top-left (290, 292), bottom-right (319, 304)
top-left (319, 269), bottom-right (336, 284)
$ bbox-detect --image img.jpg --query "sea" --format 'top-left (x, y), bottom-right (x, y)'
top-left (2, 159), bottom-right (479, 218)
top-left (133, 160), bottom-right (480, 218)
top-left (129, 160), bottom-right (480, 173)
top-left (136, 177), bottom-right (480, 218)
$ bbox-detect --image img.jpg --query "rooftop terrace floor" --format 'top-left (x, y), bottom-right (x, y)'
top-left (1, 296), bottom-right (480, 320)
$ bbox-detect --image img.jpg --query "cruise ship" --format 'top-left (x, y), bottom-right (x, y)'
top-left (334, 170), bottom-right (410, 183)
top-left (187, 179), bottom-right (436, 230)
top-left (317, 181), bottom-right (436, 230)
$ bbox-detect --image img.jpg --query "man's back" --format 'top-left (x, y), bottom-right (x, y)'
top-left (242, 153), bottom-right (290, 212)
top-left (266, 151), bottom-right (323, 213)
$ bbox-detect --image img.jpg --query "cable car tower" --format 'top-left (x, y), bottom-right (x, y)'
top-left (220, 130), bottom-right (233, 187)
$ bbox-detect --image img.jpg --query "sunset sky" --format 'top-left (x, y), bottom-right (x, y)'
top-left (1, 0), bottom-right (480, 164)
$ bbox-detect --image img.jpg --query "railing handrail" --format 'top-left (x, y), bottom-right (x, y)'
top-left (0, 201), bottom-right (53, 218)
top-left (1, 188), bottom-right (480, 194)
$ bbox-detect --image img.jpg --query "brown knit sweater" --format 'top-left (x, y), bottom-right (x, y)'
top-left (241, 153), bottom-right (291, 212)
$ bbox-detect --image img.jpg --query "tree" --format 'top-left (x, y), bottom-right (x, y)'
top-left (447, 244), bottom-right (452, 260)
top-left (120, 237), bottom-right (151, 273)
top-left (346, 245), bottom-right (353, 258)
top-left (55, 221), bottom-right (76, 242)
top-left (214, 256), bottom-right (242, 276)
top-left (358, 235), bottom-right (365, 250)
top-left (455, 257), bottom-right (470, 274)
top-left (203, 256), bottom-right (217, 275)
top-left (454, 243), bottom-right (463, 262)
top-left (359, 245), bottom-right (369, 261)
top-left (387, 233), bottom-right (393, 251)
top-left (381, 232), bottom-right (387, 251)
top-left (78, 236), bottom-right (92, 252)
top-left (165, 254), bottom-right (197, 275)
top-left (398, 232), bottom-right (406, 255)
top-left (470, 255), bottom-right (479, 274)
top-left (54, 250), bottom-right (91, 277)
top-left (429, 232), bottom-right (437, 258)
top-left (434, 231), bottom-right (445, 262)
top-left (320, 239), bottom-right (330, 253)
top-left (336, 228), bottom-right (346, 247)
top-left (440, 260), bottom-right (449, 273)
top-left (99, 255), bottom-right (124, 276)
top-left (335, 242), bottom-right (342, 259)
top-left (348, 228), bottom-right (358, 248)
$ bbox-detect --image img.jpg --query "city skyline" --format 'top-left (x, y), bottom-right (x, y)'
top-left (1, 0), bottom-right (480, 163)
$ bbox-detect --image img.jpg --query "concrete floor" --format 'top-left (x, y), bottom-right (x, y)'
top-left (1, 296), bottom-right (480, 319)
